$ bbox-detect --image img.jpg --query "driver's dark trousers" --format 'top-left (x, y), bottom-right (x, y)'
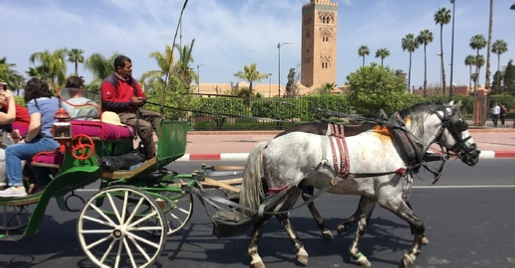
top-left (118, 109), bottom-right (162, 160)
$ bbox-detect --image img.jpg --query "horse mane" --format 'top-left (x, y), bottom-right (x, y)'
top-left (398, 102), bottom-right (447, 136)
top-left (398, 102), bottom-right (447, 119)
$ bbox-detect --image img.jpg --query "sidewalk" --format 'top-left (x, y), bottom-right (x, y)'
top-left (180, 128), bottom-right (515, 160)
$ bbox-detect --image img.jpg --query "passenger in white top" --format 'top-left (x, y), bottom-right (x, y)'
top-left (61, 76), bottom-right (99, 120)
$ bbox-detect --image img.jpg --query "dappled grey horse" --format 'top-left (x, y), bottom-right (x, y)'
top-left (239, 101), bottom-right (480, 267)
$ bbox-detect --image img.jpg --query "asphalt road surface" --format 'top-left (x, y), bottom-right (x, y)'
top-left (0, 158), bottom-right (514, 267)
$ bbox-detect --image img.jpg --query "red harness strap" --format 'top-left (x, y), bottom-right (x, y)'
top-left (328, 123), bottom-right (351, 178)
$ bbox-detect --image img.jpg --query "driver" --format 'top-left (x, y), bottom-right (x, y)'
top-left (100, 55), bottom-right (162, 161)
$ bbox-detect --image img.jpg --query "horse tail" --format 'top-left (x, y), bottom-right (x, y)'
top-left (240, 141), bottom-right (268, 217)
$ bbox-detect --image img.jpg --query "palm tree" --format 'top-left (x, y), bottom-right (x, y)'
top-left (140, 44), bottom-right (175, 92)
top-left (401, 33), bottom-right (419, 93)
top-left (469, 34), bottom-right (487, 91)
top-left (417, 29), bottom-right (433, 97)
top-left (29, 48), bottom-right (68, 92)
top-left (434, 7), bottom-right (451, 95)
top-left (358, 45), bottom-right (370, 67)
top-left (0, 57), bottom-right (25, 95)
top-left (174, 39), bottom-right (196, 86)
top-left (465, 55), bottom-right (476, 93)
top-left (474, 55), bottom-right (485, 97)
top-left (485, 0), bottom-right (494, 90)
top-left (67, 48), bottom-right (84, 75)
top-left (375, 48), bottom-right (390, 66)
top-left (234, 63), bottom-right (268, 105)
top-left (84, 52), bottom-right (121, 90)
top-left (318, 82), bottom-right (336, 94)
top-left (492, 39), bottom-right (508, 92)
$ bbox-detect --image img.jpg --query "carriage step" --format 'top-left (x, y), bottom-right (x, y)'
top-left (0, 192), bottom-right (42, 206)
top-left (101, 157), bottom-right (157, 180)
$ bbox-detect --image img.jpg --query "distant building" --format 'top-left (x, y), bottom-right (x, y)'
top-left (301, 0), bottom-right (338, 92)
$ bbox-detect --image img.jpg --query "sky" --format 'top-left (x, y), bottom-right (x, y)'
top-left (1, 0), bottom-right (514, 90)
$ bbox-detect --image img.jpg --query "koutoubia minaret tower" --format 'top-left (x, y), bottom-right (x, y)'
top-left (301, 0), bottom-right (338, 89)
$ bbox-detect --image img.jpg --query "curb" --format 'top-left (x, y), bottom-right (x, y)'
top-left (178, 150), bottom-right (515, 161)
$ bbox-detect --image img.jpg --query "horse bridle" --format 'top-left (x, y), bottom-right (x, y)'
top-left (434, 106), bottom-right (479, 167)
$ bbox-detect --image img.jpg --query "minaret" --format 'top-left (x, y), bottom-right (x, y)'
top-left (301, 0), bottom-right (338, 90)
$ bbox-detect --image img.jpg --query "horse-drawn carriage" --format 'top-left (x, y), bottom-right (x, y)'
top-left (0, 90), bottom-right (480, 268)
top-left (0, 88), bottom-right (212, 267)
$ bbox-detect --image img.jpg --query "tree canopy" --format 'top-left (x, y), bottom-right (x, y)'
top-left (346, 63), bottom-right (409, 114)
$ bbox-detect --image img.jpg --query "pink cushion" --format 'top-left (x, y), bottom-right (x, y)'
top-left (32, 121), bottom-right (133, 166)
top-left (71, 121), bottom-right (133, 140)
top-left (12, 123), bottom-right (28, 136)
top-left (33, 152), bottom-right (64, 165)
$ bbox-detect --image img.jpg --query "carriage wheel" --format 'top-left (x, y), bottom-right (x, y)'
top-left (162, 192), bottom-right (193, 235)
top-left (0, 205), bottom-right (31, 231)
top-left (77, 185), bottom-right (168, 268)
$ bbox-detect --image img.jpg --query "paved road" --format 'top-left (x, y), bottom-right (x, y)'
top-left (1, 159), bottom-right (514, 267)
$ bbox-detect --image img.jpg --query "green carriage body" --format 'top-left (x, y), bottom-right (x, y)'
top-left (0, 119), bottom-right (193, 241)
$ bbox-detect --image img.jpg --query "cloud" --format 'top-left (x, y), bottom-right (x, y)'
top-left (1, 0), bottom-right (513, 90)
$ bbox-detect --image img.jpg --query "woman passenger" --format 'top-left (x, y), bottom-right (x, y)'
top-left (0, 78), bottom-right (59, 197)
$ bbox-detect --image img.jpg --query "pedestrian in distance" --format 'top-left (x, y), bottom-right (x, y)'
top-left (500, 104), bottom-right (507, 127)
top-left (492, 102), bottom-right (500, 128)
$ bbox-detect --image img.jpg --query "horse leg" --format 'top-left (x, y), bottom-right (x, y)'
top-left (248, 214), bottom-right (274, 268)
top-left (348, 197), bottom-right (376, 267)
top-left (404, 200), bottom-right (429, 245)
top-left (301, 185), bottom-right (333, 238)
top-left (276, 212), bottom-right (309, 265)
top-left (337, 196), bottom-right (369, 235)
top-left (378, 197), bottom-right (425, 268)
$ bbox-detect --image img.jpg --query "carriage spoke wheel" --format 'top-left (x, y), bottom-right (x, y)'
top-left (0, 205), bottom-right (31, 231)
top-left (162, 191), bottom-right (193, 235)
top-left (77, 185), bottom-right (168, 268)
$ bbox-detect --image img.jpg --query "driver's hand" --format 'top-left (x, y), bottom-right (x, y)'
top-left (130, 97), bottom-right (143, 106)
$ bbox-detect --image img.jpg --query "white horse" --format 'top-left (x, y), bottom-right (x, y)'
top-left (239, 101), bottom-right (480, 268)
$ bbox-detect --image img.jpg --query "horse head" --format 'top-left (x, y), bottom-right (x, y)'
top-left (434, 100), bottom-right (480, 166)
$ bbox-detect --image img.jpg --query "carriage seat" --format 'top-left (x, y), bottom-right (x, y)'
top-left (30, 121), bottom-right (135, 168)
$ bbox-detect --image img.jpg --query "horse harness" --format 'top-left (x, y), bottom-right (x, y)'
top-left (326, 123), bottom-right (351, 178)
top-left (317, 122), bottom-right (407, 180)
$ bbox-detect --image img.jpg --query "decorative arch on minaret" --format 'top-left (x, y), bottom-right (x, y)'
top-left (318, 11), bottom-right (335, 24)
top-left (319, 28), bottom-right (333, 42)
top-left (320, 54), bottom-right (331, 69)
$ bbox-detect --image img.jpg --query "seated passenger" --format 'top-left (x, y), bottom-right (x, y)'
top-left (61, 76), bottom-right (99, 120)
top-left (0, 82), bottom-right (30, 141)
top-left (0, 78), bottom-right (59, 197)
top-left (0, 89), bottom-right (20, 190)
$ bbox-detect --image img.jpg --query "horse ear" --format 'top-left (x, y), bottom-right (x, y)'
top-left (453, 100), bottom-right (462, 111)
top-left (449, 100), bottom-right (455, 106)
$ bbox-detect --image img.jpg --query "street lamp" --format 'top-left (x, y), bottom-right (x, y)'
top-left (197, 63), bottom-right (207, 96)
top-left (277, 41), bottom-right (292, 97)
top-left (511, 4), bottom-right (515, 10)
top-left (267, 73), bottom-right (273, 98)
top-left (449, 0), bottom-right (456, 101)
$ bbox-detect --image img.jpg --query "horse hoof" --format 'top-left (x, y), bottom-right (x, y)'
top-left (251, 260), bottom-right (265, 268)
top-left (421, 236), bottom-right (429, 245)
top-left (401, 253), bottom-right (415, 268)
top-left (336, 224), bottom-right (347, 235)
top-left (297, 249), bottom-right (309, 265)
top-left (322, 228), bottom-right (334, 238)
top-left (355, 255), bottom-right (371, 267)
